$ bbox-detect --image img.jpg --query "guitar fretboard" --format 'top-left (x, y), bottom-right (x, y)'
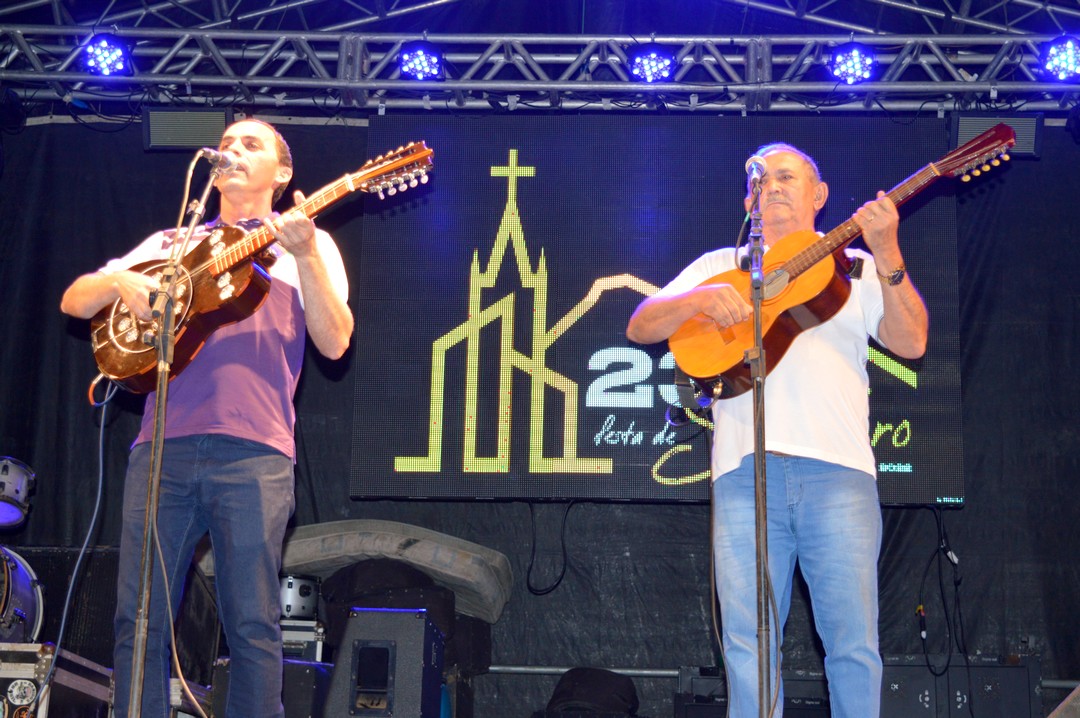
top-left (781, 163), bottom-right (943, 279)
top-left (207, 177), bottom-right (357, 275)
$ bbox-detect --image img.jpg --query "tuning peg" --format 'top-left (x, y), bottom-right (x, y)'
top-left (991, 159), bottom-right (1001, 166)
top-left (981, 164), bottom-right (991, 172)
top-left (1001, 152), bottom-right (1010, 162)
top-left (420, 172), bottom-right (429, 184)
top-left (961, 174), bottom-right (972, 183)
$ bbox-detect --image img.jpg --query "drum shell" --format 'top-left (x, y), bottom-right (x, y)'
top-left (279, 575), bottom-right (319, 619)
top-left (0, 457), bottom-right (35, 527)
top-left (0, 546), bottom-right (44, 643)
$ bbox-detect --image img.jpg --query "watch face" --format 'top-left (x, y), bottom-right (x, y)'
top-left (6, 678), bottom-right (38, 705)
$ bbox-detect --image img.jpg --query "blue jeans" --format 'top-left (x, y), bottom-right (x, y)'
top-left (713, 453), bottom-right (882, 718)
top-left (113, 434), bottom-right (295, 718)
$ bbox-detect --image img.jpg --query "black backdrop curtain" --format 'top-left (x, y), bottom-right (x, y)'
top-left (0, 117), bottom-right (1077, 716)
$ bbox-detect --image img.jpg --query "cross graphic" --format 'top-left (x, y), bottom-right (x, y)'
top-left (490, 149), bottom-right (535, 204)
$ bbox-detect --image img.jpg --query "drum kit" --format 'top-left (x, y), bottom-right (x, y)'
top-left (0, 456), bottom-right (328, 651)
top-left (279, 574), bottom-right (319, 620)
top-left (0, 454), bottom-right (321, 651)
top-left (0, 456), bottom-right (43, 644)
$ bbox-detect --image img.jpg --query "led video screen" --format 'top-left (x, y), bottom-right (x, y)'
top-left (349, 115), bottom-right (964, 505)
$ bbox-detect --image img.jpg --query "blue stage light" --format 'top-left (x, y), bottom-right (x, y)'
top-left (1042, 36), bottom-right (1080, 80)
top-left (629, 43), bottom-right (676, 83)
top-left (400, 41), bottom-right (443, 81)
top-left (83, 35), bottom-right (131, 77)
top-left (829, 43), bottom-right (876, 85)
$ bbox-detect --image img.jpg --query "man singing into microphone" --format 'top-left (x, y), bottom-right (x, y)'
top-left (60, 118), bottom-right (353, 717)
top-left (626, 143), bottom-right (928, 718)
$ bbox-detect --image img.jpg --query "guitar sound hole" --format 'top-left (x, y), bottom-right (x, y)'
top-left (763, 269), bottom-right (790, 300)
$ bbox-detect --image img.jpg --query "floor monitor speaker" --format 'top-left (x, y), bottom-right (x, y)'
top-left (325, 608), bottom-right (444, 717)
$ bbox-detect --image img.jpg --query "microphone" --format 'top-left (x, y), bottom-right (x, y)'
top-left (199, 148), bottom-right (238, 172)
top-left (745, 155), bottom-right (767, 184)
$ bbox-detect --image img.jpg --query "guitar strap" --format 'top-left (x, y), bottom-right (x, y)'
top-left (831, 248), bottom-right (864, 279)
top-left (847, 256), bottom-right (864, 279)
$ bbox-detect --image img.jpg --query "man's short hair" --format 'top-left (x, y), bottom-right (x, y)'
top-left (753, 142), bottom-right (822, 183)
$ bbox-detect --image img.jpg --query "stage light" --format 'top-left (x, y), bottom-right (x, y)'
top-left (629, 43), bottom-right (676, 83)
top-left (1042, 36), bottom-right (1080, 80)
top-left (83, 34), bottom-right (131, 77)
top-left (829, 43), bottom-right (876, 85)
top-left (399, 40), bottom-right (443, 81)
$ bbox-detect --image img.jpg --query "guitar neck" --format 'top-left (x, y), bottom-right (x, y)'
top-left (785, 162), bottom-right (942, 277)
top-left (207, 142), bottom-right (432, 274)
top-left (208, 177), bottom-right (356, 274)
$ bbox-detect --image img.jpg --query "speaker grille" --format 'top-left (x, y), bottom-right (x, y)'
top-left (953, 114), bottom-right (1042, 157)
top-left (142, 107), bottom-right (233, 150)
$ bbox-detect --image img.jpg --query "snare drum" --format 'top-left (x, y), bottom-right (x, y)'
top-left (279, 575), bottom-right (319, 619)
top-left (0, 546), bottom-right (44, 643)
top-left (0, 457), bottom-right (35, 527)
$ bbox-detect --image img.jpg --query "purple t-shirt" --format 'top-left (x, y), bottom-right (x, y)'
top-left (100, 223), bottom-right (348, 460)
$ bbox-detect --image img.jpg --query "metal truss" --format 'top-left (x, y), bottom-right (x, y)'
top-left (2, 26), bottom-right (1079, 115)
top-left (0, 0), bottom-right (463, 33)
top-left (719, 0), bottom-right (1080, 37)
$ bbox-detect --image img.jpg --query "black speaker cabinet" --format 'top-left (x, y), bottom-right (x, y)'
top-left (946, 655), bottom-right (1041, 718)
top-left (680, 656), bottom-right (1039, 718)
top-left (325, 608), bottom-right (444, 718)
top-left (880, 654), bottom-right (938, 717)
top-left (211, 657), bottom-right (332, 718)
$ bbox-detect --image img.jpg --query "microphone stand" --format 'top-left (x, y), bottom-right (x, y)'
top-left (128, 165), bottom-right (223, 718)
top-left (745, 177), bottom-right (772, 718)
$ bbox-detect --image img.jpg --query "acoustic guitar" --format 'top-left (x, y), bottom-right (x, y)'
top-left (668, 124), bottom-right (1015, 401)
top-left (90, 141), bottom-right (433, 393)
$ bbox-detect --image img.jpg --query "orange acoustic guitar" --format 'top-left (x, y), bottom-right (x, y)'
top-left (90, 141), bottom-right (433, 393)
top-left (668, 124), bottom-right (1015, 401)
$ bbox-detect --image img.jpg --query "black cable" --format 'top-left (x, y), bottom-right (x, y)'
top-left (916, 505), bottom-right (969, 702)
top-left (525, 501), bottom-right (575, 595)
top-left (30, 378), bottom-right (116, 711)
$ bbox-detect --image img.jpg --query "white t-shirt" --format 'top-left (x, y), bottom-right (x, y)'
top-left (654, 243), bottom-right (885, 479)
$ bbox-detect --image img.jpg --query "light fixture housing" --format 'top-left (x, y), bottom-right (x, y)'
top-left (83, 34), bottom-right (132, 77)
top-left (1042, 36), bottom-right (1080, 80)
top-left (629, 43), bottom-right (676, 83)
top-left (829, 42), bottom-right (877, 85)
top-left (399, 40), bottom-right (443, 81)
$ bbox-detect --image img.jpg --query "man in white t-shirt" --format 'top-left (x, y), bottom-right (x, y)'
top-left (626, 143), bottom-right (928, 718)
top-left (61, 119), bottom-right (354, 717)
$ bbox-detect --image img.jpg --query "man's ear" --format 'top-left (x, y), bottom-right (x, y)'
top-left (275, 165), bottom-right (294, 189)
top-left (814, 181), bottom-right (829, 210)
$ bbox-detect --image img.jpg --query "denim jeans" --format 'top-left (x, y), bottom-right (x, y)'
top-left (113, 434), bottom-right (295, 718)
top-left (713, 453), bottom-right (883, 718)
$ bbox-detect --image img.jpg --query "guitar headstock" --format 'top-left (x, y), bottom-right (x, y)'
top-left (352, 141), bottom-right (434, 199)
top-left (934, 123), bottom-right (1016, 182)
